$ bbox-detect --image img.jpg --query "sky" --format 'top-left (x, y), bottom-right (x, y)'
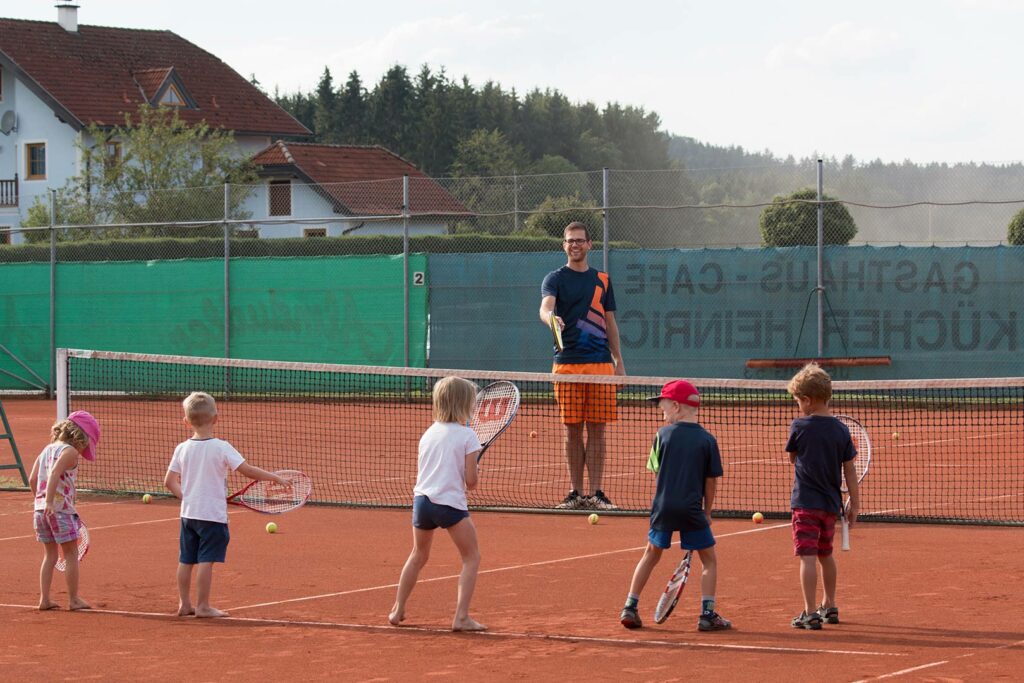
top-left (11, 0), bottom-right (1024, 164)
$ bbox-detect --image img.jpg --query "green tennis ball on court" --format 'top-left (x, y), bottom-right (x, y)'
top-left (266, 522), bottom-right (278, 534)
top-left (142, 493), bottom-right (152, 504)
top-left (752, 512), bottom-right (764, 524)
top-left (588, 513), bottom-right (599, 525)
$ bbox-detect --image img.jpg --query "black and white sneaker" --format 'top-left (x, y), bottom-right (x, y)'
top-left (556, 490), bottom-right (585, 510)
top-left (589, 490), bottom-right (617, 510)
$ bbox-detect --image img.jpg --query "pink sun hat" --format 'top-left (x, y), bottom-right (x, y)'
top-left (67, 410), bottom-right (101, 461)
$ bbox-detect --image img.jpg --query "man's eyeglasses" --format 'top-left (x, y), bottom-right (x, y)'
top-left (563, 238), bottom-right (589, 245)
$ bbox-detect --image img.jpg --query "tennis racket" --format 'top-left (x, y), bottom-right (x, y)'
top-left (835, 414), bottom-right (872, 551)
top-left (469, 381), bottom-right (520, 461)
top-left (549, 314), bottom-right (564, 352)
top-left (653, 550), bottom-right (692, 624)
top-left (55, 521), bottom-right (89, 573)
top-left (227, 469), bottom-right (312, 514)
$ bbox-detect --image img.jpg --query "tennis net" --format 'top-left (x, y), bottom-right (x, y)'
top-left (58, 349), bottom-right (1024, 524)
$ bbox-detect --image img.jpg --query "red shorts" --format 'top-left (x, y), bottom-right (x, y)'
top-left (791, 508), bottom-right (837, 557)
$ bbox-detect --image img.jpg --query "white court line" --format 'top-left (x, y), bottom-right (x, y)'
top-left (0, 511), bottom-right (241, 542)
top-left (0, 499), bottom-right (130, 518)
top-left (873, 490), bottom-right (1024, 517)
top-left (851, 636), bottom-right (1024, 681)
top-left (0, 603), bottom-right (902, 657)
top-left (226, 523), bottom-right (791, 612)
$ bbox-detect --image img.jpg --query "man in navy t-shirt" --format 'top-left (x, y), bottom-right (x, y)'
top-left (539, 222), bottom-right (625, 511)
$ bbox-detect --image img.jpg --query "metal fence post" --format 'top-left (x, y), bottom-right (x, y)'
top-left (602, 167), bottom-right (610, 273)
top-left (816, 159), bottom-right (824, 356)
top-left (223, 182), bottom-right (230, 360)
top-left (403, 174), bottom-right (410, 369)
top-left (513, 171), bottom-right (520, 234)
top-left (48, 189), bottom-right (56, 399)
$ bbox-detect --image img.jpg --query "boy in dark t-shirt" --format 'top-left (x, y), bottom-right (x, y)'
top-left (786, 363), bottom-right (860, 630)
top-left (618, 380), bottom-right (731, 632)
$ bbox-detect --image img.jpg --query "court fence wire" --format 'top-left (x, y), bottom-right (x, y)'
top-left (58, 349), bottom-right (1024, 526)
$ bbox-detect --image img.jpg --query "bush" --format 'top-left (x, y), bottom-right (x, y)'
top-left (759, 187), bottom-right (857, 246)
top-left (1008, 208), bottom-right (1024, 245)
top-left (520, 193), bottom-right (602, 238)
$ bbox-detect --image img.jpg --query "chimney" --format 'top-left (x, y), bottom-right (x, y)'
top-left (56, 3), bottom-right (79, 33)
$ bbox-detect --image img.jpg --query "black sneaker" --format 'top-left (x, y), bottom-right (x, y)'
top-left (815, 605), bottom-right (839, 624)
top-left (556, 490), bottom-right (584, 510)
top-left (698, 611), bottom-right (732, 631)
top-left (791, 610), bottom-right (823, 630)
top-left (589, 490), bottom-right (617, 510)
top-left (620, 605), bottom-right (642, 629)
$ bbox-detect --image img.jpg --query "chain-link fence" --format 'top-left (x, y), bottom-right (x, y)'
top-left (2, 160), bottom-right (1023, 393)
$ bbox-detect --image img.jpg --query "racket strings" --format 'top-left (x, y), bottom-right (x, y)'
top-left (240, 470), bottom-right (312, 514)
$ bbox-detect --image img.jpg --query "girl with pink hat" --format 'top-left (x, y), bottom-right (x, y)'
top-left (28, 410), bottom-right (101, 611)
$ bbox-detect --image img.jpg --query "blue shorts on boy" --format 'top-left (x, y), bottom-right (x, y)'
top-left (646, 421), bottom-right (723, 542)
top-left (179, 518), bottom-right (230, 564)
top-left (412, 495), bottom-right (470, 530)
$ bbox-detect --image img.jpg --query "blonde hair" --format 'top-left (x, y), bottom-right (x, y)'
top-left (433, 376), bottom-right (478, 424)
top-left (183, 391), bottom-right (218, 426)
top-left (51, 419), bottom-right (88, 451)
top-left (787, 363), bottom-right (832, 402)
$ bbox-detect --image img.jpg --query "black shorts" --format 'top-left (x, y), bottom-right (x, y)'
top-left (179, 518), bottom-right (230, 564)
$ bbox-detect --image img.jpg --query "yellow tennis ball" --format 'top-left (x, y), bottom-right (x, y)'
top-left (588, 513), bottom-right (599, 525)
top-left (142, 493), bottom-right (152, 504)
top-left (752, 512), bottom-right (764, 524)
top-left (266, 522), bottom-right (278, 534)
top-left (529, 430), bottom-right (538, 438)
top-left (893, 432), bottom-right (900, 440)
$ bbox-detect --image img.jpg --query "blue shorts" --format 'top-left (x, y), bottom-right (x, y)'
top-left (649, 526), bottom-right (716, 551)
top-left (179, 518), bottom-right (230, 564)
top-left (412, 495), bottom-right (469, 530)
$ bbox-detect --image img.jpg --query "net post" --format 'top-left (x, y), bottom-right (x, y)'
top-left (55, 348), bottom-right (69, 420)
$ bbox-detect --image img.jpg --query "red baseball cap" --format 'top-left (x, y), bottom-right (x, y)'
top-left (647, 380), bottom-right (700, 407)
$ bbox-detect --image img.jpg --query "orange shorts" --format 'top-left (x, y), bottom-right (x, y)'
top-left (553, 362), bottom-right (618, 424)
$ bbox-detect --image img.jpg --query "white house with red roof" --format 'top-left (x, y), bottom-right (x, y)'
top-left (0, 4), bottom-right (310, 243)
top-left (247, 141), bottom-right (467, 237)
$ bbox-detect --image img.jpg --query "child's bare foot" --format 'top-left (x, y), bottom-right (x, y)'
top-left (452, 617), bottom-right (487, 632)
top-left (38, 600), bottom-right (60, 611)
top-left (177, 605), bottom-right (195, 617)
top-left (68, 597), bottom-right (91, 611)
top-left (195, 606), bottom-right (228, 618)
top-left (388, 607), bottom-right (405, 626)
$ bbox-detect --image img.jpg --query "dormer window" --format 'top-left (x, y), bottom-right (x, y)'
top-left (160, 83), bottom-right (186, 107)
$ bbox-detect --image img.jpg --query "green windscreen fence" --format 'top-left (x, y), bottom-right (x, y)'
top-left (0, 255), bottom-right (427, 390)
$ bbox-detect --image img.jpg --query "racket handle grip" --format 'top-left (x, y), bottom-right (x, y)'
top-left (840, 518), bottom-right (850, 551)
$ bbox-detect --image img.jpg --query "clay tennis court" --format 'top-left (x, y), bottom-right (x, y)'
top-left (2, 398), bottom-right (1023, 680)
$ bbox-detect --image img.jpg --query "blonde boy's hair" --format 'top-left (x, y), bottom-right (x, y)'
top-left (183, 391), bottom-right (218, 426)
top-left (787, 363), bottom-right (832, 402)
top-left (433, 376), bottom-right (478, 424)
top-left (51, 419), bottom-right (88, 450)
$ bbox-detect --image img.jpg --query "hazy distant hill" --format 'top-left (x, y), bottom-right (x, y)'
top-left (668, 135), bottom-right (1024, 245)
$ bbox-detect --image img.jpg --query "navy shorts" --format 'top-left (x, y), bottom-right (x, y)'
top-left (648, 526), bottom-right (716, 551)
top-left (412, 495), bottom-right (469, 530)
top-left (179, 518), bottom-right (230, 564)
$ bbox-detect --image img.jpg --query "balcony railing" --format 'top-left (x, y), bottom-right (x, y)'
top-left (0, 174), bottom-right (17, 207)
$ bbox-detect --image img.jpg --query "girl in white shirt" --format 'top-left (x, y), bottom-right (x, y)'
top-left (389, 376), bottom-right (485, 631)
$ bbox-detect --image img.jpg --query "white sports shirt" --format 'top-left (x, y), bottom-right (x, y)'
top-left (413, 422), bottom-right (482, 511)
top-left (168, 438), bottom-right (245, 523)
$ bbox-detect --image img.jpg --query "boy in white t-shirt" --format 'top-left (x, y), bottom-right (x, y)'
top-left (388, 376), bottom-right (486, 632)
top-left (163, 391), bottom-right (286, 618)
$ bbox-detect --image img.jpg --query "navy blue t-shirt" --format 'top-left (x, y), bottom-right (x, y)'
top-left (540, 266), bottom-right (616, 364)
top-left (786, 415), bottom-right (857, 513)
top-left (646, 421), bottom-right (724, 532)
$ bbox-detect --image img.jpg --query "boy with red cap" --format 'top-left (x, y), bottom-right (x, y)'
top-left (619, 380), bottom-right (731, 631)
top-left (29, 410), bottom-right (101, 611)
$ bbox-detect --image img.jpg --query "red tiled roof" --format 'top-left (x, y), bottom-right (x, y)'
top-left (0, 18), bottom-right (309, 136)
top-left (253, 142), bottom-right (467, 216)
